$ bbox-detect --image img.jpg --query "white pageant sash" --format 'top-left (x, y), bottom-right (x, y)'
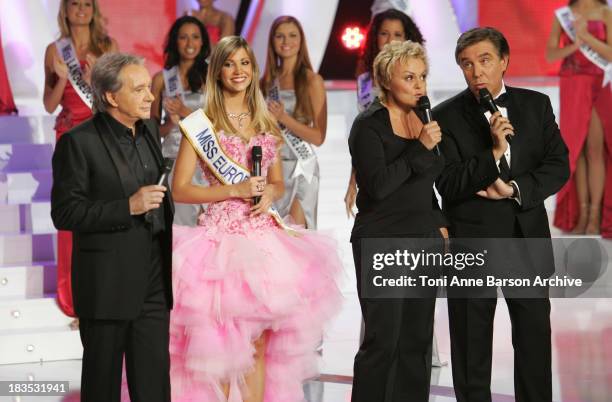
top-left (555, 6), bottom-right (612, 87)
top-left (55, 37), bottom-right (93, 109)
top-left (371, 0), bottom-right (412, 17)
top-left (162, 66), bottom-right (186, 101)
top-left (179, 110), bottom-right (297, 234)
top-left (356, 72), bottom-right (376, 112)
top-left (268, 80), bottom-right (317, 183)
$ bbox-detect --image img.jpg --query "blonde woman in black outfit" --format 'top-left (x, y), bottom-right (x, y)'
top-left (348, 40), bottom-right (447, 402)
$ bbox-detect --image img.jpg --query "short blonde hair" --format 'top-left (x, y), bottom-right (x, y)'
top-left (373, 40), bottom-right (428, 103)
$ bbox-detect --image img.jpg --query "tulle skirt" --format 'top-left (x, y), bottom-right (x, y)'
top-left (169, 224), bottom-right (344, 401)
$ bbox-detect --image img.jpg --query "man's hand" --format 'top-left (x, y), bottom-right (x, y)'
top-left (489, 112), bottom-right (514, 160)
top-left (476, 178), bottom-right (513, 200)
top-left (129, 185), bottom-right (167, 215)
top-left (439, 227), bottom-right (450, 253)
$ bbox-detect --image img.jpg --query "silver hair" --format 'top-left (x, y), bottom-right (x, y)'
top-left (91, 53), bottom-right (144, 113)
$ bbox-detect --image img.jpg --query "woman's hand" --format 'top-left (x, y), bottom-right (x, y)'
top-left (574, 14), bottom-right (588, 41)
top-left (250, 183), bottom-right (275, 217)
top-left (53, 57), bottom-right (69, 80)
top-left (418, 121), bottom-right (442, 151)
top-left (82, 54), bottom-right (97, 86)
top-left (164, 97), bottom-right (191, 118)
top-left (267, 100), bottom-right (286, 122)
top-left (344, 177), bottom-right (357, 218)
top-left (168, 113), bottom-right (180, 125)
top-left (233, 176), bottom-right (266, 199)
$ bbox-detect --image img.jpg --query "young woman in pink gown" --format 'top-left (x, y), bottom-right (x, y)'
top-left (43, 0), bottom-right (117, 318)
top-left (547, 0), bottom-right (612, 235)
top-left (168, 36), bottom-right (343, 402)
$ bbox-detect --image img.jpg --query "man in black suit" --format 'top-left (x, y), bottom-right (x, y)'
top-left (51, 53), bottom-right (174, 402)
top-left (433, 28), bottom-right (569, 402)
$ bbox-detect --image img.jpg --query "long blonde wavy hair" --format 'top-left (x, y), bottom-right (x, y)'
top-left (205, 36), bottom-right (281, 138)
top-left (57, 0), bottom-right (112, 56)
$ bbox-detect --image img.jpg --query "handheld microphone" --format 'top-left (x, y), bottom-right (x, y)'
top-left (251, 146), bottom-right (262, 205)
top-left (417, 95), bottom-right (440, 156)
top-left (145, 158), bottom-right (174, 221)
top-left (478, 88), bottom-right (512, 145)
top-left (157, 158), bottom-right (174, 186)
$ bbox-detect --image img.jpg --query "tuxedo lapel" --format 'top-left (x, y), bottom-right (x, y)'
top-left (461, 90), bottom-right (492, 146)
top-left (505, 87), bottom-right (523, 176)
top-left (93, 113), bottom-right (140, 198)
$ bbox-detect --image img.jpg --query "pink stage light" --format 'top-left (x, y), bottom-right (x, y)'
top-left (341, 26), bottom-right (365, 50)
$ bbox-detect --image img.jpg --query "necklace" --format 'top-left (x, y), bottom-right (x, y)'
top-left (227, 111), bottom-right (251, 128)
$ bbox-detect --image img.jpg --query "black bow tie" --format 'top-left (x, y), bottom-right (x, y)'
top-left (494, 92), bottom-right (509, 108)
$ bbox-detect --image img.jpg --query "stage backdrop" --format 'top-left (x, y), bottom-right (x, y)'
top-left (95, 0), bottom-right (177, 73)
top-left (480, 0), bottom-right (565, 77)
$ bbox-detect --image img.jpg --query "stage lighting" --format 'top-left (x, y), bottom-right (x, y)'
top-left (341, 26), bottom-right (365, 50)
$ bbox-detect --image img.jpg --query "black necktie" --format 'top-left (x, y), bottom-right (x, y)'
top-left (499, 154), bottom-right (511, 181)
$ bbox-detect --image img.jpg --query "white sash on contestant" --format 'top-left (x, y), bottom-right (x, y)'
top-left (55, 37), bottom-right (93, 109)
top-left (371, 0), bottom-right (412, 16)
top-left (356, 72), bottom-right (377, 112)
top-left (162, 66), bottom-right (186, 101)
top-left (555, 6), bottom-right (612, 88)
top-left (179, 110), bottom-right (297, 234)
top-left (268, 80), bottom-right (318, 184)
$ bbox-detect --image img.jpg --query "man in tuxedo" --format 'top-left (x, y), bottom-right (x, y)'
top-left (51, 53), bottom-right (174, 402)
top-left (433, 27), bottom-right (569, 402)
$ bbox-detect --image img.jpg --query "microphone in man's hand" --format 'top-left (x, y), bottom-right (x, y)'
top-left (417, 95), bottom-right (440, 156)
top-left (478, 88), bottom-right (512, 145)
top-left (252, 146), bottom-right (262, 205)
top-left (145, 158), bottom-right (174, 220)
top-left (157, 158), bottom-right (174, 186)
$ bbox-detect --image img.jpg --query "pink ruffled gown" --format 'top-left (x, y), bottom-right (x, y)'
top-left (169, 131), bottom-right (343, 401)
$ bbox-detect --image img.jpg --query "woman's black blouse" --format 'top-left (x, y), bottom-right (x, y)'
top-left (348, 99), bottom-right (447, 241)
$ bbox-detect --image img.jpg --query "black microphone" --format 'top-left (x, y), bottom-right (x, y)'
top-left (478, 88), bottom-right (512, 144)
top-left (252, 146), bottom-right (262, 205)
top-left (157, 158), bottom-right (174, 186)
top-left (417, 95), bottom-right (440, 156)
top-left (145, 158), bottom-right (173, 221)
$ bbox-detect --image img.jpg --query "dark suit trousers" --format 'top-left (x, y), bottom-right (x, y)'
top-left (78, 238), bottom-right (170, 402)
top-left (448, 297), bottom-right (552, 402)
top-left (351, 241), bottom-right (436, 402)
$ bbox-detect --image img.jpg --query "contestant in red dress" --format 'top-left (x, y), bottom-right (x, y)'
top-left (189, 0), bottom-right (235, 46)
top-left (547, 0), bottom-right (612, 235)
top-left (43, 0), bottom-right (117, 317)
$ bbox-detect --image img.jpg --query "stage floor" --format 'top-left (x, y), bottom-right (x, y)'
top-left (2, 297), bottom-right (612, 401)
